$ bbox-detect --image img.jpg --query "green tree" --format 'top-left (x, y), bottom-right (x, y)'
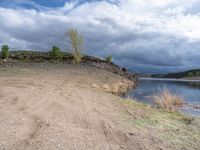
top-left (67, 29), bottom-right (83, 63)
top-left (105, 55), bottom-right (112, 63)
top-left (195, 72), bottom-right (200, 77)
top-left (50, 46), bottom-right (63, 60)
top-left (188, 72), bottom-right (194, 77)
top-left (1, 45), bottom-right (9, 59)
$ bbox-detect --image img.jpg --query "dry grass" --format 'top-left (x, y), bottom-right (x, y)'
top-left (73, 52), bottom-right (82, 63)
top-left (153, 89), bottom-right (184, 112)
top-left (182, 115), bottom-right (195, 125)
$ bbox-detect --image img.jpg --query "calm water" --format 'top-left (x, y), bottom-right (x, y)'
top-left (126, 78), bottom-right (200, 116)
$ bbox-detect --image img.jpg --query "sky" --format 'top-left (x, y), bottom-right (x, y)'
top-left (0, 0), bottom-right (200, 73)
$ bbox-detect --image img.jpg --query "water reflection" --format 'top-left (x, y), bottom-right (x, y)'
top-left (178, 82), bottom-right (200, 89)
top-left (126, 78), bottom-right (200, 115)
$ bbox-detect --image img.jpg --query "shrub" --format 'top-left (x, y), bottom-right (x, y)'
top-left (182, 116), bottom-right (195, 125)
top-left (1, 45), bottom-right (9, 59)
top-left (106, 55), bottom-right (112, 63)
top-left (73, 52), bottom-right (82, 63)
top-left (188, 72), bottom-right (194, 77)
top-left (50, 46), bottom-right (63, 60)
top-left (67, 29), bottom-right (83, 63)
top-left (195, 72), bottom-right (200, 77)
top-left (153, 89), bottom-right (184, 111)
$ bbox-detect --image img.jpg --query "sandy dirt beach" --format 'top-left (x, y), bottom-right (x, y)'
top-left (0, 64), bottom-right (199, 150)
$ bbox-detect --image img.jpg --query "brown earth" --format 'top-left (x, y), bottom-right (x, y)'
top-left (0, 64), bottom-right (199, 150)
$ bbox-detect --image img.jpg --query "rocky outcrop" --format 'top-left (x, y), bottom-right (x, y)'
top-left (82, 55), bottom-right (138, 82)
top-left (0, 59), bottom-right (7, 64)
top-left (6, 51), bottom-right (138, 82)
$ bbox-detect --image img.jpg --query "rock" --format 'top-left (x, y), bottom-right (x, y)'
top-left (122, 67), bottom-right (127, 72)
top-left (101, 84), bottom-right (110, 90)
top-left (92, 83), bottom-right (98, 88)
top-left (82, 55), bottom-right (138, 82)
top-left (111, 83), bottom-right (120, 94)
top-left (2, 59), bottom-right (7, 63)
top-left (109, 124), bottom-right (114, 128)
top-left (111, 81), bottom-right (132, 95)
top-left (0, 59), bottom-right (7, 65)
top-left (193, 104), bottom-right (200, 110)
top-left (128, 132), bottom-right (135, 136)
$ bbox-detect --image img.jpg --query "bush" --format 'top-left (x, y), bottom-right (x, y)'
top-left (188, 72), bottom-right (194, 77)
top-left (182, 116), bottom-right (195, 125)
top-left (195, 72), bottom-right (200, 77)
top-left (106, 55), bottom-right (112, 62)
top-left (73, 52), bottom-right (82, 63)
top-left (153, 89), bottom-right (184, 112)
top-left (50, 46), bottom-right (63, 59)
top-left (1, 45), bottom-right (9, 59)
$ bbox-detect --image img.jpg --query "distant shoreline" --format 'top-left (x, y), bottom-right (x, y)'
top-left (139, 77), bottom-right (200, 82)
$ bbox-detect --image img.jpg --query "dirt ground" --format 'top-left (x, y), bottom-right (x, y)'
top-left (0, 64), bottom-right (199, 150)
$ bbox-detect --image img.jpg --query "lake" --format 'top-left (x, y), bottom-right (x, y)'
top-left (126, 78), bottom-right (200, 116)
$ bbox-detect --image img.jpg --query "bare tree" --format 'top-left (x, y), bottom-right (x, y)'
top-left (67, 29), bottom-right (83, 63)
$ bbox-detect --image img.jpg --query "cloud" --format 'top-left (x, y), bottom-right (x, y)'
top-left (0, 0), bottom-right (200, 73)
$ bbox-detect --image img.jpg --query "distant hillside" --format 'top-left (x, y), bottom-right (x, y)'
top-left (164, 69), bottom-right (200, 79)
top-left (135, 72), bottom-right (167, 78)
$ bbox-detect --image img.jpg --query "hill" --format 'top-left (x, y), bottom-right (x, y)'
top-left (164, 69), bottom-right (200, 79)
top-left (0, 50), bottom-right (137, 82)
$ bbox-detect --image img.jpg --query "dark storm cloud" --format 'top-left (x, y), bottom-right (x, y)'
top-left (0, 0), bottom-right (200, 73)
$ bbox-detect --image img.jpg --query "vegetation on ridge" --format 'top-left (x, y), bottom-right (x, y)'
top-left (105, 55), bottom-right (112, 63)
top-left (50, 46), bottom-right (63, 60)
top-left (166, 69), bottom-right (200, 78)
top-left (1, 45), bottom-right (9, 59)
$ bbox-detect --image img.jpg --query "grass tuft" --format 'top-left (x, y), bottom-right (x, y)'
top-left (153, 89), bottom-right (184, 112)
top-left (182, 115), bottom-right (195, 125)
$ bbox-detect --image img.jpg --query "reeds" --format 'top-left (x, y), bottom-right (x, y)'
top-left (153, 88), bottom-right (184, 111)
